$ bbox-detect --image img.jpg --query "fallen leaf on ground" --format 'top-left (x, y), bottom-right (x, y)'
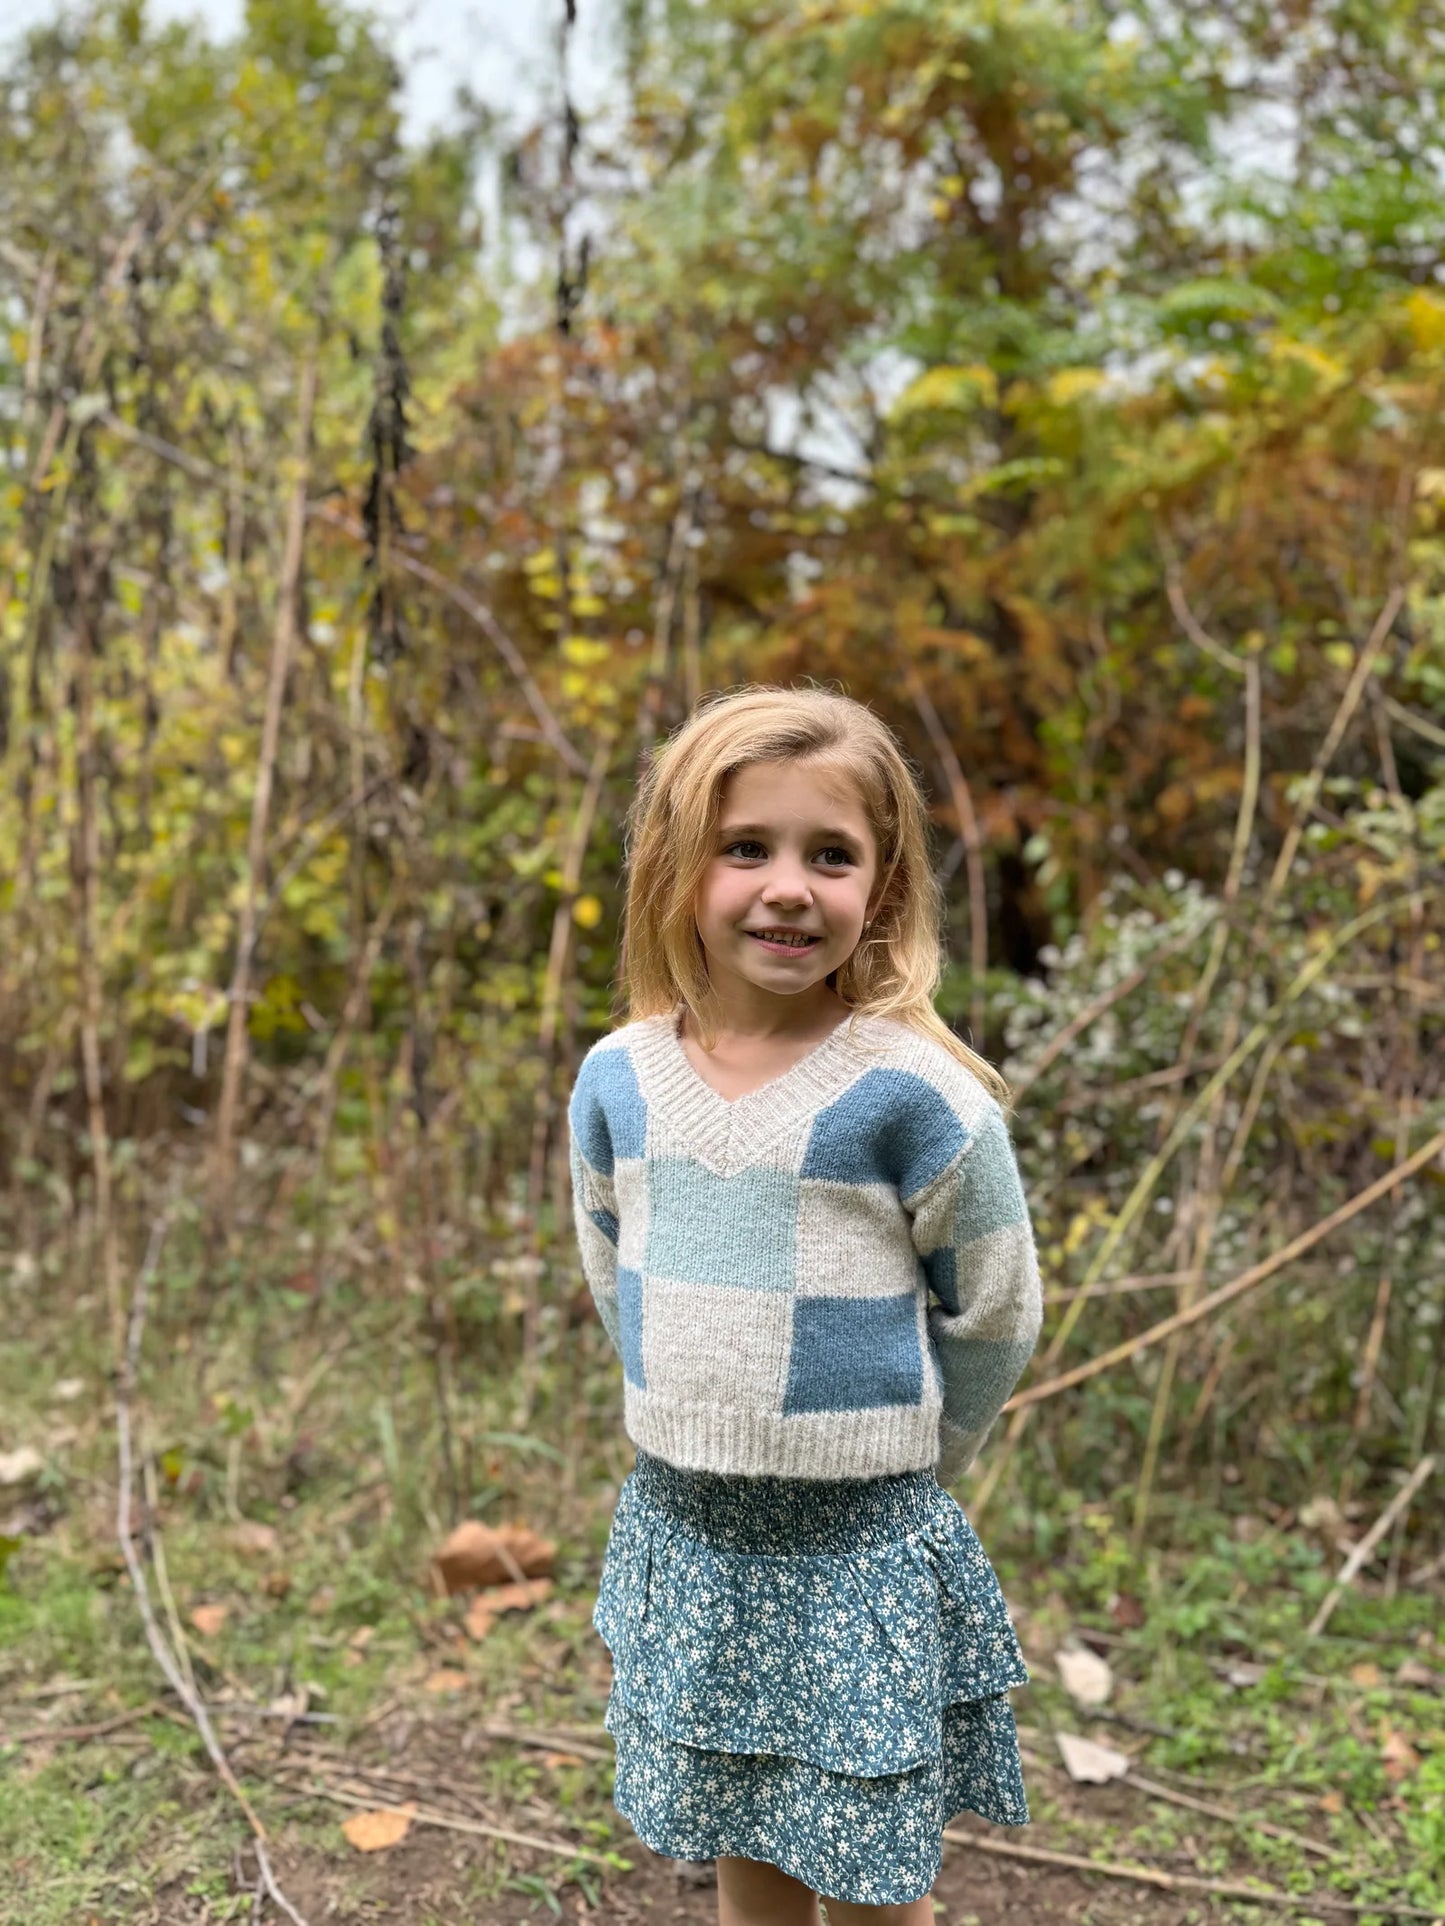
top-left (542, 1750), bottom-right (585, 1769)
top-left (464, 1599), bottom-right (497, 1641)
top-left (0, 1447), bottom-right (43, 1485)
top-left (228, 1521), bottom-right (278, 1558)
top-left (267, 1687), bottom-right (310, 1722)
top-left (189, 1603), bottom-right (228, 1637)
top-left (487, 1578), bottom-right (553, 1613)
top-left (1319, 1789), bottom-right (1345, 1814)
top-left (431, 1520), bottom-right (556, 1594)
top-left (1379, 1727), bottom-right (1421, 1782)
top-left (424, 1668), bottom-right (469, 1694)
top-left (1349, 1661), bottom-right (1382, 1689)
top-left (342, 1802), bottom-right (416, 1852)
top-left (51, 1379), bottom-right (85, 1402)
top-left (1056, 1643), bottom-right (1113, 1707)
top-left (262, 1569), bottom-right (293, 1598)
top-left (1056, 1731), bottom-right (1131, 1783)
top-left (1396, 1658), bottom-right (1438, 1688)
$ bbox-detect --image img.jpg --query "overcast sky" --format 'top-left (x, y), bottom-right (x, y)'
top-left (2, 0), bottom-right (621, 141)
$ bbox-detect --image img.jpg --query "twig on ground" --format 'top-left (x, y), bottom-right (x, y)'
top-left (117, 1212), bottom-right (311, 1926)
top-left (2, 1702), bottom-right (164, 1746)
top-left (281, 1773), bottom-right (625, 1868)
top-left (940, 1828), bottom-right (1439, 1916)
top-left (1307, 1456), bottom-right (1438, 1637)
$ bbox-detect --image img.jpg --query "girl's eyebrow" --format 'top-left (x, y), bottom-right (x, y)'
top-left (718, 821), bottom-right (866, 852)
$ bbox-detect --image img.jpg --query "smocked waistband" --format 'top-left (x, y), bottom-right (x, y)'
top-left (627, 1446), bottom-right (942, 1554)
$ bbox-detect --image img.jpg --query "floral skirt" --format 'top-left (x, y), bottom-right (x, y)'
top-left (591, 1447), bottom-right (1031, 1907)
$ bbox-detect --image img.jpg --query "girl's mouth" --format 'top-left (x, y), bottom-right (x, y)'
top-left (747, 931), bottom-right (821, 955)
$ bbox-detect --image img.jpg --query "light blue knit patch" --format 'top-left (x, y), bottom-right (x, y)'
top-left (569, 1047), bottom-right (647, 1173)
top-left (930, 1335), bottom-right (1035, 1432)
top-left (801, 1068), bottom-right (969, 1197)
top-left (783, 1293), bottom-right (924, 1412)
top-left (955, 1112), bottom-right (1029, 1243)
top-left (618, 1266), bottom-right (646, 1388)
top-left (645, 1158), bottom-right (800, 1291)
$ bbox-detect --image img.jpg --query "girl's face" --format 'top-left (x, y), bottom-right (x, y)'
top-left (692, 758), bottom-right (879, 1009)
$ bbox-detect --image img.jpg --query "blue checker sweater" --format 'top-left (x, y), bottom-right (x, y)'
top-left (567, 1005), bottom-right (1043, 1483)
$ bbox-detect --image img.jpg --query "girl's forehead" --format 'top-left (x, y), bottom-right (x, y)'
top-left (721, 758), bottom-right (868, 816)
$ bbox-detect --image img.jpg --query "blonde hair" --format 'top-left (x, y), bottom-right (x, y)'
top-left (617, 682), bottom-right (1010, 1105)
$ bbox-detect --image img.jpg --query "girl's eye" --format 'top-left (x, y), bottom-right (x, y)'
top-left (724, 840), bottom-right (853, 867)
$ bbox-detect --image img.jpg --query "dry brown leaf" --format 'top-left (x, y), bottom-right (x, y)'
top-left (1379, 1727), bottom-right (1421, 1782)
top-left (1319, 1789), bottom-right (1345, 1814)
top-left (485, 1578), bottom-right (553, 1614)
top-left (262, 1569), bottom-right (293, 1599)
top-left (228, 1521), bottom-right (278, 1558)
top-left (342, 1802), bottom-right (416, 1852)
top-left (423, 1668), bottom-right (469, 1694)
top-left (348, 1626), bottom-right (376, 1651)
top-left (1349, 1661), bottom-right (1382, 1689)
top-left (463, 1599), bottom-right (498, 1641)
top-left (541, 1750), bottom-right (585, 1769)
top-left (432, 1520), bottom-right (556, 1594)
top-left (189, 1603), bottom-right (228, 1638)
top-left (1396, 1658), bottom-right (1437, 1688)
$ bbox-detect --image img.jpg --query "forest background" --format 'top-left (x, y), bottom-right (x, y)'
top-left (1, 2), bottom-right (1444, 1921)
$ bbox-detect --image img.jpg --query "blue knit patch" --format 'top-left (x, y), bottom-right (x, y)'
top-left (569, 1047), bottom-right (647, 1173)
top-left (646, 1158), bottom-right (800, 1290)
top-left (588, 1204), bottom-right (620, 1247)
top-left (930, 1335), bottom-right (1035, 1432)
top-left (783, 1293), bottom-right (924, 1412)
top-left (801, 1069), bottom-right (968, 1197)
top-left (920, 1244), bottom-right (959, 1316)
top-left (618, 1266), bottom-right (646, 1388)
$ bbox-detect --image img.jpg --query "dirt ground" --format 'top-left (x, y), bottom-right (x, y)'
top-left (166, 1818), bottom-right (1224, 1926)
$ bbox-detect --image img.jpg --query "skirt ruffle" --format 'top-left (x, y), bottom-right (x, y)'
top-left (592, 1449), bottom-right (1031, 1906)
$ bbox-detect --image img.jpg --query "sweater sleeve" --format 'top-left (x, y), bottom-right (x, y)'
top-left (905, 1099), bottom-right (1043, 1484)
top-left (567, 1083), bottom-right (625, 1361)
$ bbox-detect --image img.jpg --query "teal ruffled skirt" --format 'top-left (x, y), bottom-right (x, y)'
top-left (592, 1447), bottom-right (1031, 1907)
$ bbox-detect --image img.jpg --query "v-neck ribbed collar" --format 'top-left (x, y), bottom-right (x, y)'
top-left (625, 1003), bottom-right (888, 1173)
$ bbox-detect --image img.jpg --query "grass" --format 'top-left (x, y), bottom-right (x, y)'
top-left (1, 1250), bottom-right (1441, 1924)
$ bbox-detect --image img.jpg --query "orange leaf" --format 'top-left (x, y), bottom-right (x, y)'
top-left (189, 1603), bottom-right (228, 1637)
top-left (1350, 1661), bottom-right (1382, 1689)
top-left (342, 1802), bottom-right (417, 1852)
top-left (541, 1750), bottom-right (585, 1769)
top-left (1379, 1727), bottom-right (1421, 1782)
top-left (484, 1578), bottom-right (553, 1613)
top-left (463, 1599), bottom-right (498, 1641)
top-left (423, 1668), bottom-right (469, 1694)
top-left (432, 1520), bottom-right (556, 1594)
top-left (1319, 1789), bottom-right (1345, 1814)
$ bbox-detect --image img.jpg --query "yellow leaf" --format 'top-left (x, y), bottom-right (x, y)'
top-left (892, 364), bottom-right (998, 418)
top-left (1046, 368), bottom-right (1104, 406)
top-left (342, 1802), bottom-right (417, 1852)
top-left (1405, 290), bottom-right (1445, 352)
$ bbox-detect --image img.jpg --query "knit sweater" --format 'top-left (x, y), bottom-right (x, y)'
top-left (566, 1005), bottom-right (1043, 1483)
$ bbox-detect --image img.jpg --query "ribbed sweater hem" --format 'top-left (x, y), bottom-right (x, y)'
top-left (624, 1388), bottom-right (942, 1481)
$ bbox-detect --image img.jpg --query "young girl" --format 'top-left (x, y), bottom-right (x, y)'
top-left (568, 685), bottom-right (1042, 1925)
